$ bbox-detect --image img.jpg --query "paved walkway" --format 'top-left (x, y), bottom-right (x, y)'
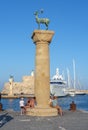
top-left (0, 110), bottom-right (88, 130)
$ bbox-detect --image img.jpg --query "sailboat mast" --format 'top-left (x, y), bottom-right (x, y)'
top-left (73, 59), bottom-right (76, 89)
top-left (67, 68), bottom-right (70, 89)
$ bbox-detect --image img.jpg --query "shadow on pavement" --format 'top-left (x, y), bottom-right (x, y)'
top-left (0, 112), bottom-right (13, 128)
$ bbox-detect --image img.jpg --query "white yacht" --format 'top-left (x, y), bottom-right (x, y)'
top-left (75, 90), bottom-right (86, 95)
top-left (50, 68), bottom-right (68, 97)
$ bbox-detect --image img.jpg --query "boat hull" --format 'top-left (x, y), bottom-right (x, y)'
top-left (50, 84), bottom-right (68, 97)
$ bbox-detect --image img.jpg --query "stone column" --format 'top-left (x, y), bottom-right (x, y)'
top-left (26, 30), bottom-right (58, 116)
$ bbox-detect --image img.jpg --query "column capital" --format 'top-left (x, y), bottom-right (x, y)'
top-left (31, 30), bottom-right (54, 44)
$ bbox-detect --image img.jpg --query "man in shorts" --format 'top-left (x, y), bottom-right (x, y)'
top-left (19, 98), bottom-right (25, 115)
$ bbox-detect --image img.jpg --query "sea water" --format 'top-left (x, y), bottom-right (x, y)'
top-left (1, 94), bottom-right (88, 112)
top-left (58, 94), bottom-right (88, 111)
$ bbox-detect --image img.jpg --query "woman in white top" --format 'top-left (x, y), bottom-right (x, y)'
top-left (19, 98), bottom-right (25, 115)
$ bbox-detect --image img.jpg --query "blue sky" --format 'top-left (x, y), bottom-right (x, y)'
top-left (0, 0), bottom-right (88, 90)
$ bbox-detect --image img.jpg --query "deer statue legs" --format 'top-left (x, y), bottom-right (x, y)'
top-left (38, 23), bottom-right (48, 30)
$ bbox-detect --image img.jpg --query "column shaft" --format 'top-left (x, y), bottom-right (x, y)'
top-left (26, 30), bottom-right (58, 116)
top-left (35, 42), bottom-right (50, 107)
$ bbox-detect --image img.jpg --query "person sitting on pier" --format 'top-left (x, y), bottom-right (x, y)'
top-left (25, 97), bottom-right (36, 109)
top-left (69, 101), bottom-right (76, 111)
top-left (49, 95), bottom-right (54, 106)
top-left (25, 98), bottom-right (31, 106)
top-left (50, 96), bottom-right (63, 116)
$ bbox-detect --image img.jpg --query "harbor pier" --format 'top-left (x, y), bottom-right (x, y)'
top-left (0, 110), bottom-right (88, 130)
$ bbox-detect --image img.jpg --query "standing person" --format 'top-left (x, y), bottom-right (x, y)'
top-left (19, 98), bottom-right (25, 115)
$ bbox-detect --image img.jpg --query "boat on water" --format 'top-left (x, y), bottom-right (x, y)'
top-left (65, 89), bottom-right (86, 97)
top-left (64, 66), bottom-right (76, 97)
top-left (75, 90), bottom-right (86, 95)
top-left (50, 68), bottom-right (68, 97)
top-left (65, 60), bottom-right (86, 97)
top-left (65, 88), bottom-right (76, 97)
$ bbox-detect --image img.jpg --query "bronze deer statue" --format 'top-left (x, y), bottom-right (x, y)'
top-left (34, 11), bottom-right (50, 30)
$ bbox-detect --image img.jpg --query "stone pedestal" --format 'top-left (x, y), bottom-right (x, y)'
top-left (26, 106), bottom-right (58, 116)
top-left (26, 30), bottom-right (58, 116)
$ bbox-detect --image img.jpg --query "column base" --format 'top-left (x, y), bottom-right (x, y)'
top-left (26, 106), bottom-right (58, 116)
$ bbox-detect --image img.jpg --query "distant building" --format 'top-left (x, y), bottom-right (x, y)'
top-left (1, 71), bottom-right (34, 96)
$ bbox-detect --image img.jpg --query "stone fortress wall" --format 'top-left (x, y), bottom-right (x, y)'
top-left (1, 71), bottom-right (34, 96)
